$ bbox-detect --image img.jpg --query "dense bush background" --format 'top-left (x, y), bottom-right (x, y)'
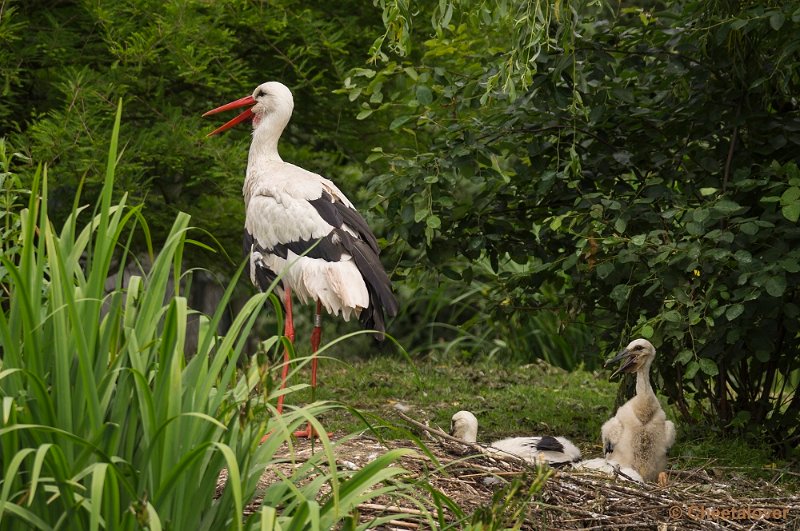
top-left (0, 0), bottom-right (382, 264)
top-left (2, 0), bottom-right (799, 452)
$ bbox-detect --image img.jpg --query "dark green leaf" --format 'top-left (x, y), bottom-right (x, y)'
top-left (769, 12), bottom-right (785, 30)
top-left (675, 350), bottom-right (693, 365)
top-left (699, 358), bottom-right (719, 377)
top-left (782, 203), bottom-right (800, 222)
top-left (725, 304), bottom-right (744, 321)
top-left (415, 85), bottom-right (433, 105)
top-left (765, 276), bottom-right (787, 297)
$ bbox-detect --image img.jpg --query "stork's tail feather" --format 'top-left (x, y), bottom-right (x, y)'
top-left (345, 235), bottom-right (398, 341)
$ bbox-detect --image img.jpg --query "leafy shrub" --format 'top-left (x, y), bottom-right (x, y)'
top-left (346, 0), bottom-right (800, 451)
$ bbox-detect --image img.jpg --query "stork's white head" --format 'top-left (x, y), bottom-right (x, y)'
top-left (450, 410), bottom-right (478, 443)
top-left (249, 82), bottom-right (294, 130)
top-left (605, 338), bottom-right (656, 377)
top-left (203, 81), bottom-right (295, 137)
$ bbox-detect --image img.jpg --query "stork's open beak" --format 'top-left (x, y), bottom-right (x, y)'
top-left (203, 95), bottom-right (256, 137)
top-left (605, 347), bottom-right (638, 378)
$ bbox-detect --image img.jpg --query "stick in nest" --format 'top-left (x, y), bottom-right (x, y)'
top-left (395, 410), bottom-right (482, 448)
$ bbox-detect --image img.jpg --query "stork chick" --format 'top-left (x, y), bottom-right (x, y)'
top-left (450, 411), bottom-right (581, 466)
top-left (601, 338), bottom-right (676, 482)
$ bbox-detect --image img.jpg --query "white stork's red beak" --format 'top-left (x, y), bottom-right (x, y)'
top-left (203, 95), bottom-right (256, 136)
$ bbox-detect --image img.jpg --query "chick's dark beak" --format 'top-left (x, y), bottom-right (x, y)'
top-left (605, 348), bottom-right (637, 378)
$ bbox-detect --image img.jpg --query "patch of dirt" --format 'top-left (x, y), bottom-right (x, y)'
top-left (221, 421), bottom-right (799, 530)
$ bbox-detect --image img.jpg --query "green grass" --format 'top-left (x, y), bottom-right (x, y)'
top-left (307, 355), bottom-right (615, 444)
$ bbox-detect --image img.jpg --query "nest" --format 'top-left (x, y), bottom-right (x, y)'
top-left (223, 413), bottom-right (799, 529)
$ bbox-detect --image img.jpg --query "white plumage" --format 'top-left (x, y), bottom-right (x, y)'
top-left (450, 411), bottom-right (479, 443)
top-left (204, 81), bottom-right (397, 337)
top-left (601, 338), bottom-right (676, 482)
top-left (450, 411), bottom-right (582, 466)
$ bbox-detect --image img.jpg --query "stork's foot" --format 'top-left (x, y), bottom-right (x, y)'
top-left (293, 423), bottom-right (332, 439)
top-left (657, 471), bottom-right (668, 487)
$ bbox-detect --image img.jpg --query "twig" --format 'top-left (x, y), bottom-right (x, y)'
top-left (357, 503), bottom-right (426, 516)
top-left (394, 410), bottom-right (480, 447)
top-left (459, 470), bottom-right (525, 479)
top-left (723, 101), bottom-right (742, 193)
top-left (394, 409), bottom-right (538, 469)
top-left (384, 520), bottom-right (420, 529)
top-left (533, 501), bottom-right (611, 521)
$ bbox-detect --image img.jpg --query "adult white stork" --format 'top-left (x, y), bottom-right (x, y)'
top-left (203, 81), bottom-right (398, 437)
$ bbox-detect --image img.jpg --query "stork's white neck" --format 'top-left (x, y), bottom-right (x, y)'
top-left (248, 111), bottom-right (289, 164)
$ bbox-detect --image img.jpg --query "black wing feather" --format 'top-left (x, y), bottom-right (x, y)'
top-left (340, 233), bottom-right (399, 338)
top-left (266, 232), bottom-right (397, 339)
top-left (307, 193), bottom-right (343, 229)
top-left (244, 229), bottom-right (280, 293)
top-left (308, 191), bottom-right (397, 336)
top-left (536, 436), bottom-right (565, 453)
top-left (309, 192), bottom-right (380, 254)
top-left (244, 191), bottom-right (398, 340)
top-left (272, 236), bottom-right (343, 262)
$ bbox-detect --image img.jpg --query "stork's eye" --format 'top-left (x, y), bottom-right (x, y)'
top-left (256, 89), bottom-right (266, 99)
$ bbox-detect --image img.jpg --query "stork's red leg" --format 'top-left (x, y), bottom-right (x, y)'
top-left (276, 287), bottom-right (294, 414)
top-left (294, 300), bottom-right (329, 438)
top-left (310, 299), bottom-right (323, 388)
top-left (261, 288), bottom-right (295, 444)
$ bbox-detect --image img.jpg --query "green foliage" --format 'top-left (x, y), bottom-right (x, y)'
top-left (392, 259), bottom-right (596, 368)
top-left (347, 0), bottom-right (800, 450)
top-left (0, 0), bottom-right (385, 271)
top-left (4, 0), bottom-right (799, 462)
top-left (0, 107), bottom-right (429, 529)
